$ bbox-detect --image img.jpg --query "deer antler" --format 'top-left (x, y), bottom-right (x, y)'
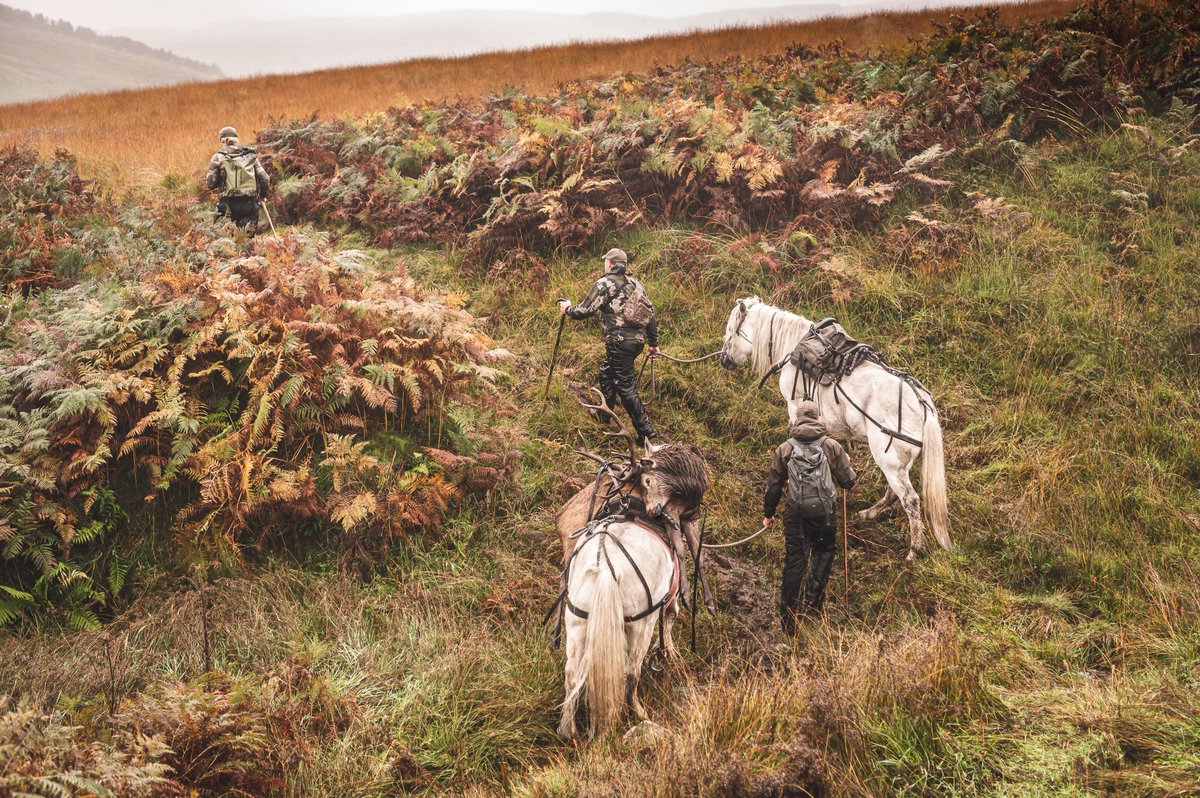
top-left (579, 388), bottom-right (638, 464)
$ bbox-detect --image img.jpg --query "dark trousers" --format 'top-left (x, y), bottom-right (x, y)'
top-left (217, 196), bottom-right (259, 231)
top-left (598, 338), bottom-right (654, 442)
top-left (780, 504), bottom-right (836, 633)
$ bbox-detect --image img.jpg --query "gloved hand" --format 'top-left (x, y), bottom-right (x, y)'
top-left (556, 298), bottom-right (571, 315)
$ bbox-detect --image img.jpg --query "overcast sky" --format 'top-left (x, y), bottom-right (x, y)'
top-left (9, 0), bottom-right (895, 30)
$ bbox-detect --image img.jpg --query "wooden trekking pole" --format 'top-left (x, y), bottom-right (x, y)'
top-left (259, 200), bottom-right (282, 243)
top-left (691, 509), bottom-right (706, 653)
top-left (543, 313), bottom-right (567, 402)
top-left (842, 490), bottom-right (850, 612)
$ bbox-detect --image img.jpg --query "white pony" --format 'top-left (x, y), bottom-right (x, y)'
top-left (558, 517), bottom-right (678, 739)
top-left (720, 296), bottom-right (951, 559)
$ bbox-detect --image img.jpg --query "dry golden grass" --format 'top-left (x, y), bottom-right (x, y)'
top-left (0, 1), bottom-right (1073, 188)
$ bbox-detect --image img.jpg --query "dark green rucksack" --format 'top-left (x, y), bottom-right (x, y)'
top-left (218, 148), bottom-right (260, 198)
top-left (786, 436), bottom-right (837, 518)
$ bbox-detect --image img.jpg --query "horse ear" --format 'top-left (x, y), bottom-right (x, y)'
top-left (747, 295), bottom-right (761, 306)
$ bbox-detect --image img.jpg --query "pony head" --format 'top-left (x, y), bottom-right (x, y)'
top-left (720, 296), bottom-right (761, 370)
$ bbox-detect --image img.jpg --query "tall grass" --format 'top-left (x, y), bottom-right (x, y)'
top-left (0, 0), bottom-right (1073, 187)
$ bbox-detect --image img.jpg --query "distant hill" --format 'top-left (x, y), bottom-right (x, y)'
top-left (0, 4), bottom-right (221, 104)
top-left (114, 0), bottom-right (1003, 78)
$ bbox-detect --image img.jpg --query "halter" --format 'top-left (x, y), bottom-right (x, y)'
top-left (728, 302), bottom-right (754, 346)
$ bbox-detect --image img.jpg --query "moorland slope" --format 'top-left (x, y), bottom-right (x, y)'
top-left (1, 1), bottom-right (1198, 795)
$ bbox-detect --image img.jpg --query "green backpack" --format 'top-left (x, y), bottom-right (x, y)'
top-left (219, 148), bottom-right (260, 198)
top-left (786, 436), bottom-right (837, 518)
top-left (612, 276), bottom-right (654, 328)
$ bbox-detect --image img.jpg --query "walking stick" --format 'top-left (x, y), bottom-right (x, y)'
top-left (691, 509), bottom-right (706, 653)
top-left (543, 314), bottom-right (567, 401)
top-left (259, 200), bottom-right (282, 243)
top-left (842, 490), bottom-right (850, 613)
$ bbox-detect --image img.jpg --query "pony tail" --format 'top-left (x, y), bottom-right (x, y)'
top-left (584, 560), bottom-right (626, 737)
top-left (921, 412), bottom-right (953, 550)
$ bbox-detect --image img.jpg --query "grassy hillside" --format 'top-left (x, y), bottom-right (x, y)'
top-left (0, 0), bottom-right (1071, 186)
top-left (0, 4), bottom-right (220, 104)
top-left (1, 0), bottom-right (1199, 796)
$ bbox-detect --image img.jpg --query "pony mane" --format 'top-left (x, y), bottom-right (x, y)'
top-left (746, 302), bottom-right (811, 377)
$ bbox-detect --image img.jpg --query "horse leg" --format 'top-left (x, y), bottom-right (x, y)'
top-left (663, 605), bottom-right (679, 662)
top-left (626, 618), bottom-right (658, 722)
top-left (882, 464), bottom-right (928, 560)
top-left (866, 433), bottom-right (927, 559)
top-left (557, 618), bottom-right (588, 738)
top-left (860, 487), bottom-right (898, 521)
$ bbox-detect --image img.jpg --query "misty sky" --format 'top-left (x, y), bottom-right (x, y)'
top-left (10, 0), bottom-right (904, 31)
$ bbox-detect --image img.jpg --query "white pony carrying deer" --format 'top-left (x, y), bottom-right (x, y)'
top-left (555, 392), bottom-right (705, 739)
top-left (721, 297), bottom-right (952, 559)
top-left (557, 509), bottom-right (680, 738)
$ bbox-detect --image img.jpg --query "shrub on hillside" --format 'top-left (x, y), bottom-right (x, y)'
top-left (0, 189), bottom-right (519, 627)
top-left (0, 699), bottom-right (174, 796)
top-left (0, 147), bottom-right (107, 293)
top-left (114, 676), bottom-right (285, 796)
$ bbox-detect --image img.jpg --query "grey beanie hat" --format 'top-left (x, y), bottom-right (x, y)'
top-left (795, 401), bottom-right (820, 420)
top-left (219, 126), bottom-right (238, 140)
top-left (602, 247), bottom-right (628, 264)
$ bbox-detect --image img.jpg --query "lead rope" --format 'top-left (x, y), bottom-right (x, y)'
top-left (703, 523), bottom-right (771, 550)
top-left (653, 350), bottom-right (722, 363)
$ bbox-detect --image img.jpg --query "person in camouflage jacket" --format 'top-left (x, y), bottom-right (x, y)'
top-left (205, 126), bottom-right (270, 231)
top-left (558, 248), bottom-right (659, 445)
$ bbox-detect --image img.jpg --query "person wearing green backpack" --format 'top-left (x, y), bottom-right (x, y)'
top-left (762, 401), bottom-right (857, 633)
top-left (558, 247), bottom-right (659, 446)
top-left (205, 126), bottom-right (270, 231)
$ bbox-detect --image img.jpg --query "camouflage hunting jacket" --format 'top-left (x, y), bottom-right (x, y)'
top-left (565, 271), bottom-right (658, 346)
top-left (205, 145), bottom-right (271, 199)
top-left (763, 416), bottom-right (857, 518)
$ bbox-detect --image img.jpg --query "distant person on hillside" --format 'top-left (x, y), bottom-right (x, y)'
top-left (205, 126), bottom-right (269, 232)
top-left (558, 247), bottom-right (659, 446)
top-left (762, 402), bottom-right (857, 634)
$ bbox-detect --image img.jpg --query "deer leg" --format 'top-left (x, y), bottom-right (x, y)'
top-left (682, 517), bottom-right (716, 613)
